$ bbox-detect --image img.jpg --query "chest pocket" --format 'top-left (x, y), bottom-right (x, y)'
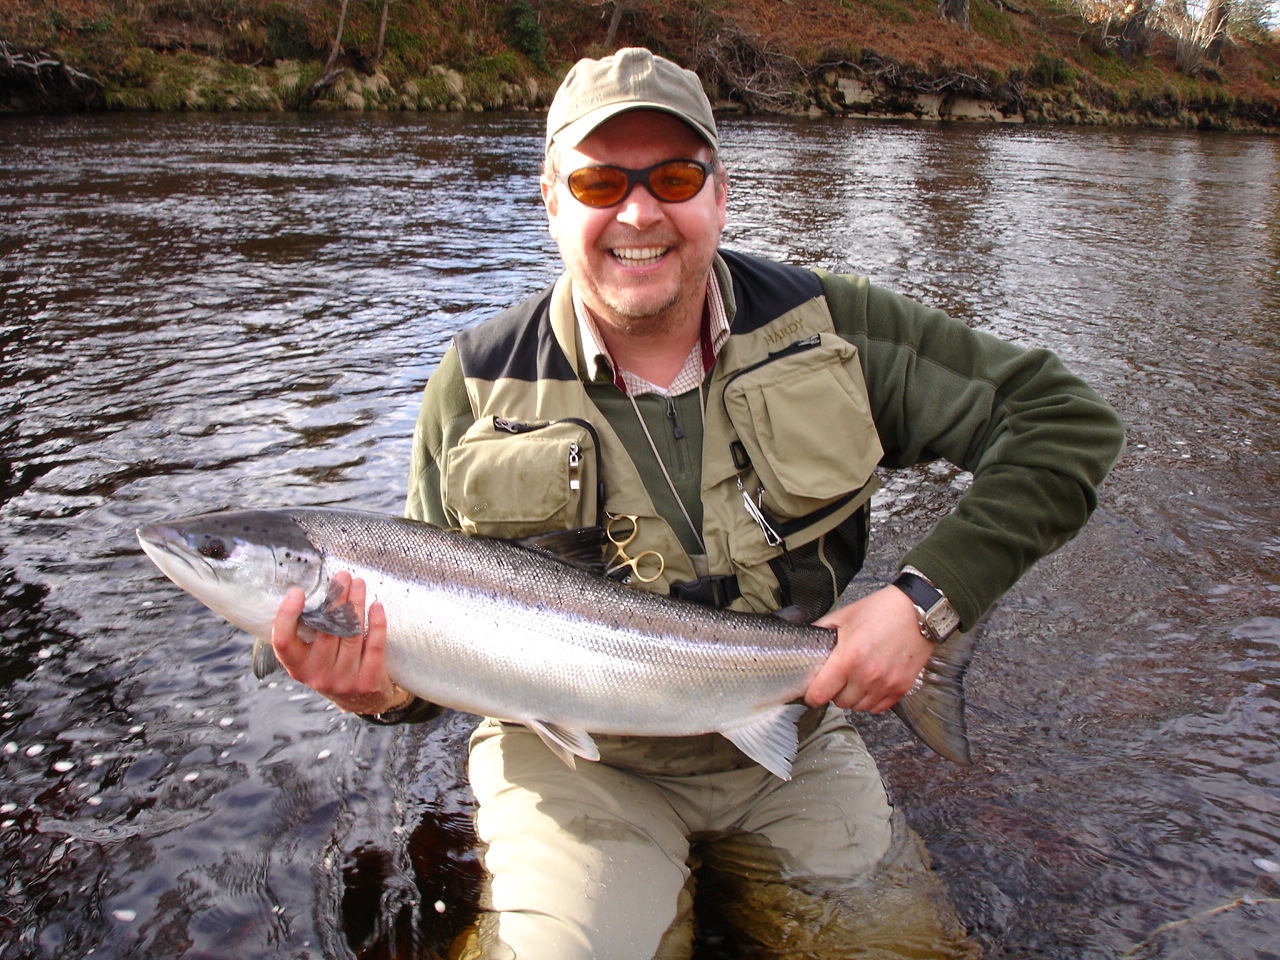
top-left (722, 333), bottom-right (882, 525)
top-left (443, 417), bottom-right (603, 538)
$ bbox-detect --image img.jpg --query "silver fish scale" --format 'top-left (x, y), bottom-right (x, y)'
top-left (289, 509), bottom-right (833, 736)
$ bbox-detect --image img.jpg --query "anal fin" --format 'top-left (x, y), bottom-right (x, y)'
top-left (720, 703), bottom-right (808, 781)
top-left (526, 719), bottom-right (601, 770)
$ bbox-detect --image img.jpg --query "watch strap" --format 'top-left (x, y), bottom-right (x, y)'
top-left (892, 569), bottom-right (961, 642)
top-left (893, 570), bottom-right (943, 612)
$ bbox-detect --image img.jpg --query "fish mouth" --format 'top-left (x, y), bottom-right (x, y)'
top-left (137, 523), bottom-right (210, 582)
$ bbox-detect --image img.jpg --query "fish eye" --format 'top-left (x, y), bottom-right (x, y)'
top-left (198, 539), bottom-right (231, 562)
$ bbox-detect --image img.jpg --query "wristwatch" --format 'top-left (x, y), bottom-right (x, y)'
top-left (893, 566), bottom-right (962, 643)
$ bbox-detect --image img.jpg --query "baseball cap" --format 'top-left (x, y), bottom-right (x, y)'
top-left (545, 47), bottom-right (718, 154)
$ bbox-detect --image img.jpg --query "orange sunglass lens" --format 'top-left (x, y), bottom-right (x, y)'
top-left (566, 162), bottom-right (707, 207)
top-left (567, 167), bottom-right (630, 206)
top-left (649, 162), bottom-right (705, 201)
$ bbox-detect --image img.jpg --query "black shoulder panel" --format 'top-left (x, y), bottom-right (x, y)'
top-left (454, 286), bottom-right (578, 383)
top-left (719, 249), bottom-right (824, 334)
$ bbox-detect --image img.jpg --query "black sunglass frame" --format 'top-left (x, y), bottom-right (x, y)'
top-left (558, 159), bottom-right (712, 208)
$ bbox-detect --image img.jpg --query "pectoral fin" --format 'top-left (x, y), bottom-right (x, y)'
top-left (526, 719), bottom-right (602, 770)
top-left (251, 636), bottom-right (282, 680)
top-left (720, 703), bottom-right (808, 781)
top-left (298, 578), bottom-right (362, 638)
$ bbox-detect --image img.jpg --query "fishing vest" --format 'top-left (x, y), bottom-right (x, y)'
top-left (442, 249), bottom-right (883, 617)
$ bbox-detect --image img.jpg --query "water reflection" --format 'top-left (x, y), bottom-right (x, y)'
top-left (1, 112), bottom-right (1278, 959)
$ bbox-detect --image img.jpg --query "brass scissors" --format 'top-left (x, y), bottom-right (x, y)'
top-left (605, 513), bottom-right (665, 584)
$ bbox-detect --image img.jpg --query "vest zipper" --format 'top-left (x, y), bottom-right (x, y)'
top-left (491, 416), bottom-right (606, 526)
top-left (568, 443), bottom-right (582, 491)
top-left (719, 334), bottom-right (823, 411)
top-left (718, 333), bottom-right (866, 545)
top-left (664, 396), bottom-right (687, 473)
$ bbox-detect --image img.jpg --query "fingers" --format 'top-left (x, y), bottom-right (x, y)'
top-left (328, 575), bottom-right (369, 680)
top-left (806, 654), bottom-right (894, 712)
top-left (271, 587), bottom-right (309, 673)
top-left (803, 586), bottom-right (933, 713)
top-left (803, 653), bottom-right (847, 709)
top-left (363, 600), bottom-right (389, 671)
top-left (811, 665), bottom-right (913, 713)
top-left (268, 574), bottom-right (398, 713)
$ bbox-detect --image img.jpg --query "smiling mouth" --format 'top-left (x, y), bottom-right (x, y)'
top-left (611, 246), bottom-right (669, 267)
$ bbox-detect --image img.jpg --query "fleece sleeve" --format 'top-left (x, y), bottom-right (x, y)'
top-left (404, 345), bottom-right (477, 526)
top-left (819, 271), bottom-right (1126, 629)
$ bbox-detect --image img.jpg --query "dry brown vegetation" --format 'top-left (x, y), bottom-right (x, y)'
top-left (1, 0), bottom-right (1277, 128)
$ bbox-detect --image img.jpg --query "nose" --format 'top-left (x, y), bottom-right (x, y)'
top-left (615, 183), bottom-right (665, 230)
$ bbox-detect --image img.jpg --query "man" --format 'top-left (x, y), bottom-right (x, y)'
top-left (272, 48), bottom-right (1124, 959)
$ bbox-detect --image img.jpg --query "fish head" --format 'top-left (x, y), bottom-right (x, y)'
top-left (137, 509), bottom-right (327, 638)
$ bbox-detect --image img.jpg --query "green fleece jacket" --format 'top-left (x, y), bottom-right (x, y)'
top-left (406, 252), bottom-right (1124, 632)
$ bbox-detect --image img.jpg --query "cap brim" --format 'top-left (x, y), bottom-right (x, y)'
top-left (548, 102), bottom-right (718, 152)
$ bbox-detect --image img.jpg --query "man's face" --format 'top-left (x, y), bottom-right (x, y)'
top-left (541, 110), bottom-right (727, 338)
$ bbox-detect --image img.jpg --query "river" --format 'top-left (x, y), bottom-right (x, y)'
top-left (1, 111), bottom-right (1277, 959)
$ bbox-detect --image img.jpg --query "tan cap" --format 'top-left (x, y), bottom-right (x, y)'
top-left (545, 47), bottom-right (717, 154)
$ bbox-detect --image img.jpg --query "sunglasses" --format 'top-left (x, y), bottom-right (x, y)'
top-left (558, 159), bottom-right (712, 208)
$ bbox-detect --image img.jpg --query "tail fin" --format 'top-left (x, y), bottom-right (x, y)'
top-left (890, 629), bottom-right (977, 765)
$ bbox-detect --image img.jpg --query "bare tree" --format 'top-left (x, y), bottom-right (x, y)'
top-left (1204, 0), bottom-right (1230, 63)
top-left (1156, 0), bottom-right (1232, 73)
top-left (938, 0), bottom-right (971, 28)
top-left (373, 0), bottom-right (392, 66)
top-left (1071, 0), bottom-right (1237, 74)
top-left (602, 1), bottom-right (647, 49)
top-left (1114, 0), bottom-right (1155, 63)
top-left (306, 0), bottom-right (351, 100)
top-left (322, 0), bottom-right (352, 76)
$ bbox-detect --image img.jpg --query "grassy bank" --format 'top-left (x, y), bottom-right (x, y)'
top-left (2, 0), bottom-right (1278, 131)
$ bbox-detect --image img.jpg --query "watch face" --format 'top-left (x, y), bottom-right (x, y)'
top-left (894, 571), bottom-right (959, 640)
top-left (926, 604), bottom-right (961, 640)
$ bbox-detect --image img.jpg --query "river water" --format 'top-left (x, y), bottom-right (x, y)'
top-left (1, 111), bottom-right (1277, 960)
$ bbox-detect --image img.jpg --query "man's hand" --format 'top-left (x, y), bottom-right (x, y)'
top-left (270, 572), bottom-right (410, 715)
top-left (804, 584), bottom-right (935, 714)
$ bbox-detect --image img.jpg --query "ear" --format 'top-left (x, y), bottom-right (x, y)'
top-left (540, 177), bottom-right (560, 238)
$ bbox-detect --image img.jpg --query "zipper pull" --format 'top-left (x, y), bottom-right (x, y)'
top-left (737, 476), bottom-right (783, 547)
top-left (665, 397), bottom-right (685, 440)
top-left (568, 442), bottom-right (582, 491)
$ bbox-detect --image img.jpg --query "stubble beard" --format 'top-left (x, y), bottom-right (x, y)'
top-left (586, 246), bottom-right (712, 340)
top-left (593, 284), bottom-right (688, 338)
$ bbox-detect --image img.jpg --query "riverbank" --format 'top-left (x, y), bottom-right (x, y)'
top-left (2, 0), bottom-right (1278, 132)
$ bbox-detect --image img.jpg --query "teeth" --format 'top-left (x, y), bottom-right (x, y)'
top-left (612, 246), bottom-right (667, 265)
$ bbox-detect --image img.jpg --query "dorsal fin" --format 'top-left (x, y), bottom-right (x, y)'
top-left (772, 604), bottom-right (816, 625)
top-left (512, 527), bottom-right (609, 577)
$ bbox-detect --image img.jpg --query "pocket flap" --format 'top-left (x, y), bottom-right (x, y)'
top-left (723, 335), bottom-right (882, 520)
top-left (444, 417), bottom-right (598, 537)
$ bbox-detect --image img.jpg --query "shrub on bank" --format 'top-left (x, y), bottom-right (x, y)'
top-left (1, 0), bottom-right (1276, 128)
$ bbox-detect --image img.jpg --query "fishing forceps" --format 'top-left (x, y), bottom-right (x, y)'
top-left (605, 513), bottom-right (665, 584)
